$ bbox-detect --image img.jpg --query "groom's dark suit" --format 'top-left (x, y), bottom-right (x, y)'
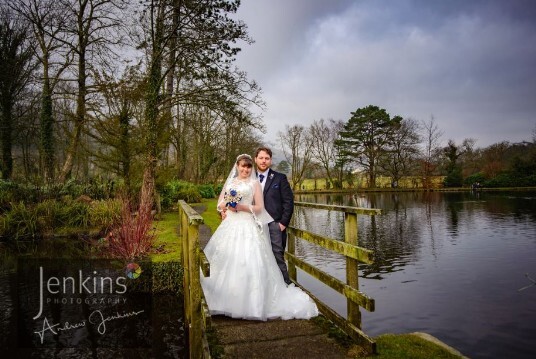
top-left (263, 169), bottom-right (294, 227)
top-left (262, 168), bottom-right (294, 284)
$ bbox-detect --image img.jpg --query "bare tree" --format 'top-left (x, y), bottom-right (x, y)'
top-left (309, 118), bottom-right (344, 189)
top-left (0, 5), bottom-right (36, 180)
top-left (86, 66), bottom-right (145, 190)
top-left (278, 124), bottom-right (314, 190)
top-left (419, 116), bottom-right (443, 189)
top-left (11, 0), bottom-right (74, 181)
top-left (379, 117), bottom-right (420, 188)
top-left (480, 141), bottom-right (509, 178)
top-left (57, 0), bottom-right (126, 182)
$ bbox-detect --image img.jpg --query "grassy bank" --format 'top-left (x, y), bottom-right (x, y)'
top-left (151, 211), bottom-right (183, 262)
top-left (363, 334), bottom-right (464, 358)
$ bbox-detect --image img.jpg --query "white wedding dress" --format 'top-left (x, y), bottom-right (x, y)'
top-left (200, 179), bottom-right (318, 321)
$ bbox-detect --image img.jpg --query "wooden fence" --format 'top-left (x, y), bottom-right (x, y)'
top-left (179, 199), bottom-right (381, 357)
top-left (288, 201), bottom-right (381, 353)
top-left (179, 200), bottom-right (211, 359)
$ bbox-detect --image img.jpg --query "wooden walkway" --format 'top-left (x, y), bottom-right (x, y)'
top-left (211, 315), bottom-right (353, 358)
top-left (198, 221), bottom-right (355, 358)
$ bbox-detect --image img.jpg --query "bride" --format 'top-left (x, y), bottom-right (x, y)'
top-left (201, 154), bottom-right (318, 320)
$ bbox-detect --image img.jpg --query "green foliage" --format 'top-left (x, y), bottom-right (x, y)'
top-left (197, 184), bottom-right (216, 199)
top-left (0, 202), bottom-right (40, 240)
top-left (483, 173), bottom-right (516, 188)
top-left (89, 199), bottom-right (122, 231)
top-left (151, 261), bottom-right (183, 293)
top-left (35, 199), bottom-right (65, 229)
top-left (213, 183), bottom-right (224, 196)
top-left (0, 198), bottom-right (122, 242)
top-left (479, 172), bottom-right (536, 188)
top-left (0, 179), bottom-right (122, 213)
top-left (58, 178), bottom-right (120, 200)
top-left (0, 181), bottom-right (39, 211)
top-left (443, 167), bottom-right (463, 187)
top-left (339, 105), bottom-right (402, 188)
top-left (160, 180), bottom-right (202, 209)
top-left (463, 172), bottom-right (487, 186)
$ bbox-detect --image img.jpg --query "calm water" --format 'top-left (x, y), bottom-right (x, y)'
top-left (0, 240), bottom-right (186, 358)
top-left (294, 190), bottom-right (536, 359)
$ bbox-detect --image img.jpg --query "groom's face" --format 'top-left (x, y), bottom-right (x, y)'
top-left (255, 150), bottom-right (272, 173)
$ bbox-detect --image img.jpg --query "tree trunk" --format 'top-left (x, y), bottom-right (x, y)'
top-left (0, 101), bottom-right (13, 180)
top-left (140, 1), bottom-right (165, 211)
top-left (40, 73), bottom-right (55, 182)
top-left (59, 47), bottom-right (87, 182)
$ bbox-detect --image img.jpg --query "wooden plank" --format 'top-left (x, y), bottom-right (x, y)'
top-left (295, 201), bottom-right (381, 216)
top-left (178, 200), bottom-right (204, 224)
top-left (345, 212), bottom-right (361, 328)
top-left (286, 252), bottom-right (375, 312)
top-left (297, 284), bottom-right (376, 355)
top-left (288, 227), bottom-right (374, 264)
top-left (200, 250), bottom-right (210, 277)
top-left (188, 224), bottom-right (202, 359)
top-left (287, 230), bottom-right (297, 282)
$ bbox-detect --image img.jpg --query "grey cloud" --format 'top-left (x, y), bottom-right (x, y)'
top-left (235, 0), bottom-right (536, 147)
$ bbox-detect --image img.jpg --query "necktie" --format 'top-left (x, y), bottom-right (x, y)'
top-left (259, 174), bottom-right (265, 183)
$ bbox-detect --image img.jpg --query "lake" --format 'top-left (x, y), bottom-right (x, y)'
top-left (293, 190), bottom-right (536, 358)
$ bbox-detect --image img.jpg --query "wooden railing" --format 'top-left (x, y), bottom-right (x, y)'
top-left (180, 199), bottom-right (381, 357)
top-left (179, 200), bottom-right (211, 359)
top-left (287, 202), bottom-right (381, 354)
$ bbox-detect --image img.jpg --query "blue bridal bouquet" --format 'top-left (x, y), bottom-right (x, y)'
top-left (224, 188), bottom-right (242, 208)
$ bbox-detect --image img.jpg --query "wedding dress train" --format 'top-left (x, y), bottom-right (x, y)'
top-left (200, 179), bottom-right (318, 321)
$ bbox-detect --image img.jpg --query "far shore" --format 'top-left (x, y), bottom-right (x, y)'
top-left (295, 186), bottom-right (536, 195)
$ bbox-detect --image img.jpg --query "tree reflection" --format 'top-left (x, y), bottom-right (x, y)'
top-left (294, 190), bottom-right (536, 282)
top-left (295, 193), bottom-right (423, 280)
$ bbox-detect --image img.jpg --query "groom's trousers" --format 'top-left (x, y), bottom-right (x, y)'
top-left (268, 221), bottom-right (291, 285)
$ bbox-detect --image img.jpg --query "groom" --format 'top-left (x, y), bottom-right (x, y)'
top-left (255, 146), bottom-right (294, 285)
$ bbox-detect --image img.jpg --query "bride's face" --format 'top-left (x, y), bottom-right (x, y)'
top-left (237, 160), bottom-right (252, 179)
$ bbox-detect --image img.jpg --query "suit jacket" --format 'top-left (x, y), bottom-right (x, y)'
top-left (262, 169), bottom-right (294, 227)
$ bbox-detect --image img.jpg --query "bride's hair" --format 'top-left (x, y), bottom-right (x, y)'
top-left (236, 154), bottom-right (253, 167)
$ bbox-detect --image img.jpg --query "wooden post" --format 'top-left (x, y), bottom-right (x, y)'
top-left (345, 212), bottom-right (361, 328)
top-left (188, 223), bottom-right (202, 359)
top-left (181, 209), bottom-right (191, 329)
top-left (287, 228), bottom-right (297, 282)
top-left (178, 200), bottom-right (206, 358)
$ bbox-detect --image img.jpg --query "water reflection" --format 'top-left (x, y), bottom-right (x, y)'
top-left (294, 190), bottom-right (536, 359)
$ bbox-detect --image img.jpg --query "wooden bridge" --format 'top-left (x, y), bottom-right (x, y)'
top-left (179, 200), bottom-right (381, 358)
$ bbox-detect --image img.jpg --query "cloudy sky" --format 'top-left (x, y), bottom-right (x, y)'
top-left (233, 0), bottom-right (536, 148)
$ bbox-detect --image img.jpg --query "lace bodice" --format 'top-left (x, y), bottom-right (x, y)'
top-left (225, 178), bottom-right (255, 205)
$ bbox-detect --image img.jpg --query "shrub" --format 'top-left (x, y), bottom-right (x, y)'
top-left (483, 173), bottom-right (515, 188)
top-left (64, 201), bottom-right (91, 228)
top-left (213, 183), bottom-right (224, 196)
top-left (0, 202), bottom-right (40, 241)
top-left (160, 180), bottom-right (201, 208)
top-left (35, 199), bottom-right (65, 231)
top-left (464, 173), bottom-right (487, 187)
top-left (89, 199), bottom-right (122, 231)
top-left (107, 192), bottom-right (155, 260)
top-left (197, 184), bottom-right (216, 199)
